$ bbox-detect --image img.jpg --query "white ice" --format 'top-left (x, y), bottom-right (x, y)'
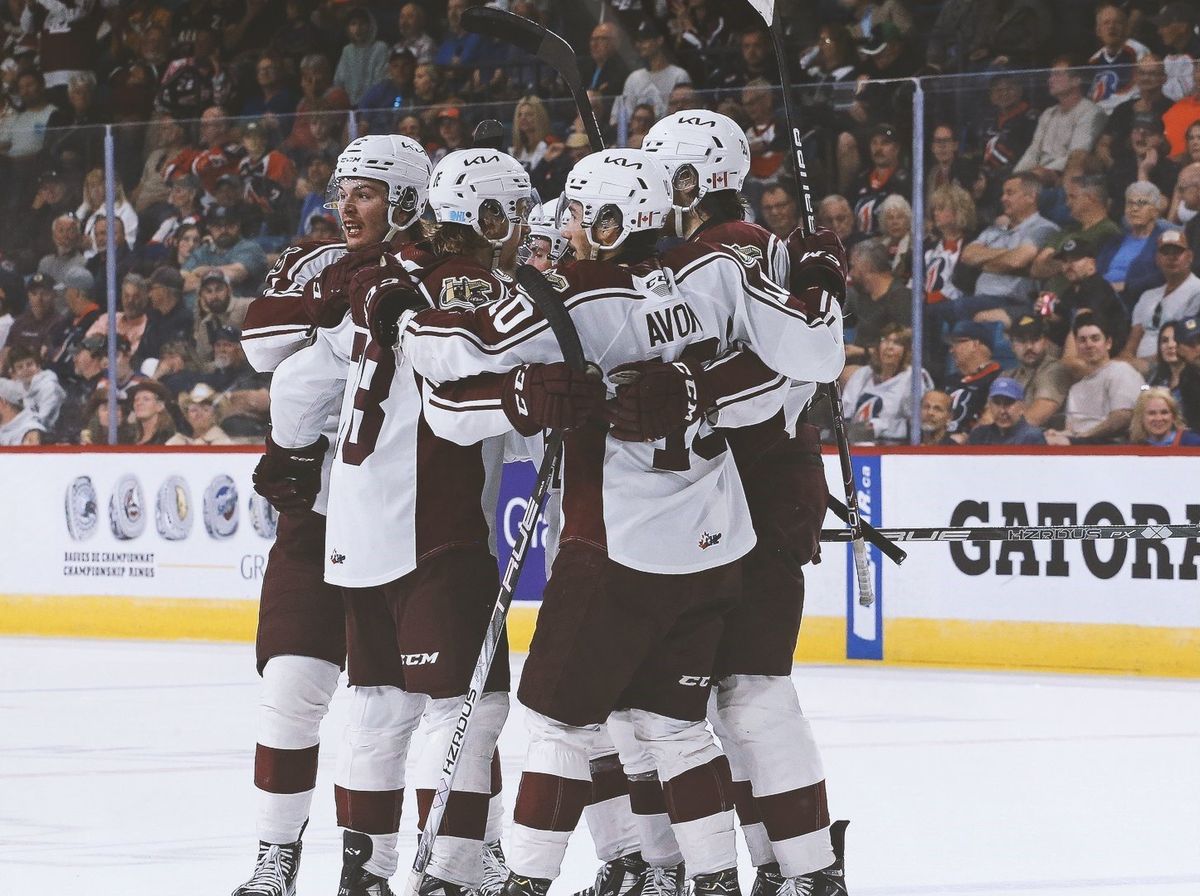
top-left (1, 637), bottom-right (1198, 895)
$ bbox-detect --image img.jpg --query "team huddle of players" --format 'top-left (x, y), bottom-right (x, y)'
top-left (234, 110), bottom-right (851, 896)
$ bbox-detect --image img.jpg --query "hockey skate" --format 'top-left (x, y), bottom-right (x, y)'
top-left (417, 872), bottom-right (476, 896)
top-left (571, 851), bottom-right (650, 896)
top-left (776, 819), bottom-right (850, 896)
top-left (499, 871), bottom-right (551, 896)
top-left (749, 863), bottom-right (784, 896)
top-left (644, 862), bottom-right (685, 896)
top-left (691, 867), bottom-right (740, 896)
top-left (337, 830), bottom-right (396, 896)
top-left (231, 820), bottom-right (306, 896)
top-left (480, 840), bottom-right (509, 896)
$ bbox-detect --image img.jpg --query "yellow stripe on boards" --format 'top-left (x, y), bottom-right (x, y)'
top-left (1, 596), bottom-right (1196, 678)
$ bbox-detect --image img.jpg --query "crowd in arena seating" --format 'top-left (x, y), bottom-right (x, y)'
top-left (0, 0), bottom-right (1199, 448)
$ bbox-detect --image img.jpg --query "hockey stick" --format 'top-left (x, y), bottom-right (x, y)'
top-left (747, 0), bottom-right (879, 607)
top-left (819, 523), bottom-right (1200, 543)
top-left (405, 267), bottom-right (589, 896)
top-left (826, 495), bottom-right (907, 564)
top-left (462, 6), bottom-right (606, 153)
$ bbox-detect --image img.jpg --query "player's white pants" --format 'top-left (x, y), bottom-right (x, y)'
top-left (255, 655), bottom-right (341, 844)
top-left (334, 685), bottom-right (427, 878)
top-left (714, 674), bottom-right (833, 876)
top-left (707, 689), bottom-right (775, 868)
top-left (584, 725), bottom-right (639, 863)
top-left (607, 710), bottom-right (684, 868)
top-left (412, 692), bottom-right (510, 887)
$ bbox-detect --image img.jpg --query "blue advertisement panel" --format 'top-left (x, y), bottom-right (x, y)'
top-left (495, 461), bottom-right (550, 602)
top-left (846, 454), bottom-right (883, 660)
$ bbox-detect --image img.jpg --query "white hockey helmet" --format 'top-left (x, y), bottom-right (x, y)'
top-left (562, 149), bottom-right (672, 250)
top-left (518, 196), bottom-right (572, 266)
top-left (326, 134), bottom-right (432, 233)
top-left (427, 149), bottom-right (538, 245)
top-left (642, 110), bottom-right (750, 210)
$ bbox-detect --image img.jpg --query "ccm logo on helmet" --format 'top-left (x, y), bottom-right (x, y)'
top-left (605, 156), bottom-right (643, 169)
top-left (463, 153), bottom-right (501, 166)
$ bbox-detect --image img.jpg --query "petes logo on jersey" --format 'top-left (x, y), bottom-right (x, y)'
top-left (646, 301), bottom-right (702, 348)
top-left (440, 276), bottom-right (494, 310)
top-left (728, 244), bottom-right (763, 268)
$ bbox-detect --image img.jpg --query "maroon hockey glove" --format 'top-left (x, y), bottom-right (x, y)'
top-left (300, 242), bottom-right (391, 328)
top-left (358, 262), bottom-right (426, 349)
top-left (252, 434), bottom-right (329, 513)
top-left (501, 362), bottom-right (606, 436)
top-left (785, 226), bottom-right (848, 304)
top-left (603, 359), bottom-right (709, 442)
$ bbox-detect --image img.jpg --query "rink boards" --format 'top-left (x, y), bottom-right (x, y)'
top-left (1, 445), bottom-right (1197, 677)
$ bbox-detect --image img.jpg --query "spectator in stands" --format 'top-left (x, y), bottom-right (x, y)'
top-left (8, 344), bottom-right (63, 431)
top-left (1046, 315), bottom-right (1145, 444)
top-left (267, 0), bottom-right (324, 63)
top-left (1106, 113), bottom-right (1179, 220)
top-left (818, 194), bottom-right (858, 248)
top-left (582, 22), bottom-right (629, 96)
top-left (47, 270), bottom-right (101, 381)
top-left (925, 184), bottom-right (977, 310)
top-left (1, 273), bottom-right (59, 368)
top-left (531, 132), bottom-right (590, 200)
top-left (1155, 3), bottom-right (1199, 102)
top-left (850, 124), bottom-right (912, 236)
top-left (1148, 320), bottom-right (1186, 396)
top-left (433, 0), bottom-right (489, 95)
top-left (1163, 58), bottom-right (1200, 157)
top-left (510, 96), bottom-right (559, 172)
top-left (1123, 230), bottom-right (1200, 372)
top-left (132, 117), bottom-right (192, 215)
top-left (878, 194), bottom-right (912, 277)
top-left (85, 216), bottom-right (135, 288)
top-left (413, 62), bottom-right (445, 108)
top-left (675, 0), bottom-right (731, 87)
top-left (759, 184), bottom-right (799, 240)
top-left (142, 173), bottom-right (202, 250)
top-left (151, 338), bottom-right (205, 397)
top-left (978, 73), bottom-right (1039, 187)
top-left (841, 0), bottom-right (913, 41)
top-left (1087, 2), bottom-right (1149, 113)
top-left (1015, 58), bottom-right (1106, 187)
top-left (615, 19), bottom-right (692, 123)
top-left (286, 54), bottom-right (352, 157)
top-left (182, 206), bottom-right (268, 302)
top-left (714, 27), bottom-right (777, 91)
top-left (957, 171), bottom-right (1060, 327)
top-left (99, 336), bottom-right (149, 400)
top-left (944, 320), bottom-right (1002, 442)
top-left (967, 376), bottom-right (1046, 445)
top-left (927, 123), bottom-right (976, 200)
top-left (138, 266), bottom-right (194, 366)
top-left (1049, 237), bottom-right (1129, 354)
top-left (194, 271), bottom-right (251, 363)
top-left (1099, 55), bottom-right (1171, 167)
top-left (77, 168), bottom-right (139, 255)
top-left (1170, 160), bottom-right (1200, 228)
top-left (1172, 314), bottom-right (1200, 428)
top-left (359, 49), bottom-right (416, 134)
top-left (1005, 314), bottom-right (1072, 428)
top-left (56, 335), bottom-right (108, 443)
top-left (37, 215), bottom-right (87, 286)
top-left (801, 24), bottom-right (859, 121)
top-left (1129, 384), bottom-right (1200, 445)
top-left (295, 151), bottom-right (336, 238)
top-left (0, 377), bottom-right (43, 445)
top-left (170, 223), bottom-right (204, 274)
top-left (75, 387), bottom-right (125, 445)
top-left (157, 24), bottom-right (225, 119)
top-left (428, 106), bottom-right (470, 165)
top-left (86, 273), bottom-right (152, 357)
top-left (626, 103), bottom-right (657, 151)
top-left (666, 84), bottom-right (701, 118)
top-left (919, 389), bottom-right (955, 445)
top-left (846, 238), bottom-right (912, 365)
top-left (395, 3), bottom-right (436, 64)
top-left (841, 323), bottom-right (931, 443)
top-left (200, 325), bottom-right (270, 439)
top-left (166, 382), bottom-right (232, 445)
top-left (239, 123), bottom-right (299, 249)
top-left (242, 53), bottom-right (298, 121)
top-left (334, 7), bottom-right (389, 105)
top-left (23, 170), bottom-right (76, 269)
top-left (1032, 174), bottom-right (1120, 295)
top-left (1097, 181), bottom-right (1175, 303)
top-left (740, 80), bottom-right (785, 185)
top-left (45, 71), bottom-right (107, 178)
top-left (0, 70), bottom-right (57, 210)
top-left (124, 380), bottom-right (176, 445)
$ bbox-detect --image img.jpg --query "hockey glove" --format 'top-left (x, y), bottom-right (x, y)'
top-left (603, 359), bottom-right (709, 442)
top-left (785, 226), bottom-right (848, 304)
top-left (252, 434), bottom-right (329, 513)
top-left (360, 266), bottom-right (426, 349)
top-left (501, 362), bottom-right (606, 436)
top-left (300, 242), bottom-right (392, 328)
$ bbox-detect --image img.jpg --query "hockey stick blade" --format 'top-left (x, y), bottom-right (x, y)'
top-left (819, 524), bottom-right (1200, 543)
top-left (463, 6), bottom-right (605, 153)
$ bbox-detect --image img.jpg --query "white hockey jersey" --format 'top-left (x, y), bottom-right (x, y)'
top-left (402, 241), bottom-right (844, 574)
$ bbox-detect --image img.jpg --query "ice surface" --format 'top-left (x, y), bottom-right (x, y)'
top-left (1, 637), bottom-right (1198, 895)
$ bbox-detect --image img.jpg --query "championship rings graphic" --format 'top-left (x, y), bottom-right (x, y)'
top-left (108, 474), bottom-right (147, 540)
top-left (64, 475), bottom-right (99, 541)
top-left (155, 475), bottom-right (194, 540)
top-left (248, 493), bottom-right (278, 539)
top-left (203, 474), bottom-right (240, 539)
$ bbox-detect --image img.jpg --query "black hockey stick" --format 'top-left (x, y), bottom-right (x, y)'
top-left (405, 267), bottom-right (589, 896)
top-left (462, 5), bottom-right (606, 153)
top-left (820, 523), bottom-right (1200, 543)
top-left (826, 495), bottom-right (907, 564)
top-left (747, 0), bottom-right (880, 607)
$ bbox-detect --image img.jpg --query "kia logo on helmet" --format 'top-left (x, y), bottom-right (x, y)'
top-left (605, 155), bottom-right (643, 169)
top-left (463, 153), bottom-right (501, 166)
top-left (677, 116), bottom-right (715, 127)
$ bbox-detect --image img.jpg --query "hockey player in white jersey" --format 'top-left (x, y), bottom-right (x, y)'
top-left (366, 147), bottom-right (844, 896)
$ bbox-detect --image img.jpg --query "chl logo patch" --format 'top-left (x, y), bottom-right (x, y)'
top-left (728, 243), bottom-right (763, 268)
top-left (440, 276), bottom-right (494, 310)
top-left (330, 549), bottom-right (346, 565)
top-left (698, 531), bottom-right (722, 550)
